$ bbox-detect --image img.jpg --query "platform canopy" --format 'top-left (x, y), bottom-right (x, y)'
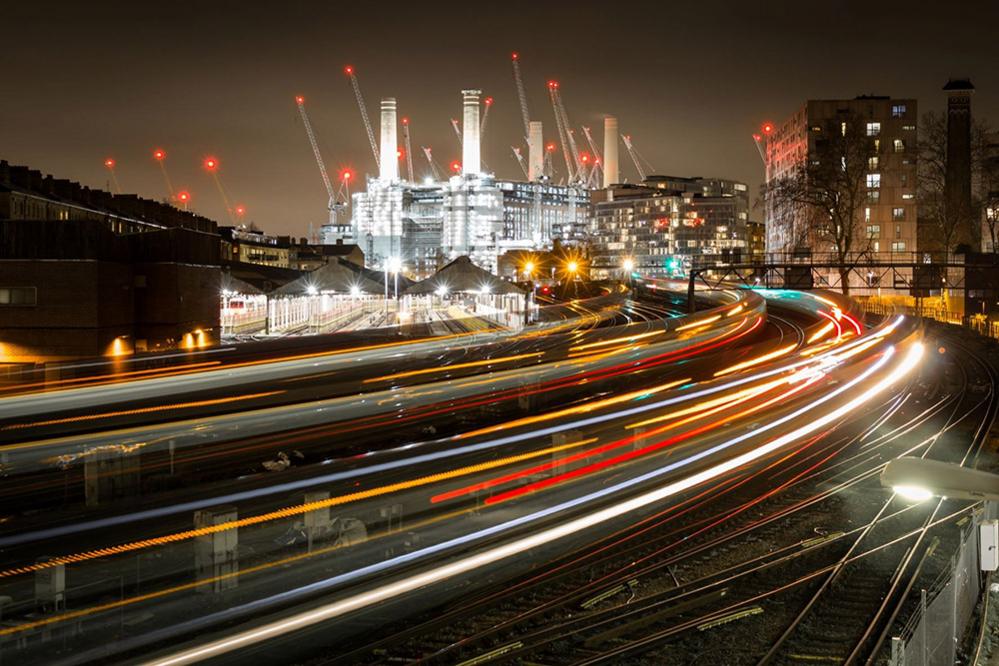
top-left (405, 256), bottom-right (524, 296)
top-left (272, 258), bottom-right (384, 296)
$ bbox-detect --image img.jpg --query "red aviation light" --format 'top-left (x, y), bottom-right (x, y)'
top-left (153, 149), bottom-right (166, 161)
top-left (104, 158), bottom-right (115, 168)
top-left (512, 52), bottom-right (519, 61)
top-left (397, 149), bottom-right (404, 159)
top-left (484, 97), bottom-right (493, 106)
top-left (235, 205), bottom-right (246, 216)
top-left (752, 133), bottom-right (762, 142)
top-left (204, 157), bottom-right (218, 171)
top-left (295, 95), bottom-right (304, 104)
top-left (546, 143), bottom-right (556, 152)
top-left (450, 160), bottom-right (461, 172)
top-left (341, 169), bottom-right (353, 181)
top-left (547, 80), bottom-right (558, 89)
top-left (401, 117), bottom-right (409, 125)
top-left (177, 191), bottom-right (190, 202)
top-left (762, 122), bottom-right (774, 135)
top-left (344, 65), bottom-right (354, 75)
top-left (580, 153), bottom-right (590, 163)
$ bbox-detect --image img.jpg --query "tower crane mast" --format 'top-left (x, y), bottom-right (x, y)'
top-left (295, 95), bottom-right (345, 227)
top-left (422, 146), bottom-right (443, 181)
top-left (345, 66), bottom-right (380, 169)
top-left (548, 82), bottom-right (575, 182)
top-left (581, 126), bottom-right (604, 188)
top-left (511, 53), bottom-right (532, 141)
top-left (553, 85), bottom-right (585, 181)
top-left (401, 117), bottom-right (415, 182)
top-left (511, 146), bottom-right (529, 179)
top-left (621, 134), bottom-right (653, 181)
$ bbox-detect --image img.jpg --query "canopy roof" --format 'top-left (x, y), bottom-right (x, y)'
top-left (272, 258), bottom-right (384, 295)
top-left (405, 256), bottom-right (524, 295)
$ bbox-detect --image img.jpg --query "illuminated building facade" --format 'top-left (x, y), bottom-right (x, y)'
top-left (764, 96), bottom-right (918, 259)
top-left (589, 176), bottom-right (750, 278)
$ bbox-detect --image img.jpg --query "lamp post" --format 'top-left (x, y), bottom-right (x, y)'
top-left (522, 260), bottom-right (535, 325)
top-left (881, 456), bottom-right (999, 571)
top-left (386, 256), bottom-right (402, 323)
top-left (566, 260), bottom-right (579, 297)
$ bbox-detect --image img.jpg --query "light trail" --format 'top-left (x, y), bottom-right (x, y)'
top-left (362, 352), bottom-right (543, 383)
top-left (144, 342), bottom-right (923, 666)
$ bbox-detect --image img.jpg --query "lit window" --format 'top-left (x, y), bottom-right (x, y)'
top-left (866, 224), bottom-right (880, 237)
top-left (902, 193), bottom-right (915, 200)
top-left (891, 241), bottom-right (906, 252)
top-left (866, 174), bottom-right (881, 188)
top-left (868, 156), bottom-right (879, 170)
top-left (873, 241), bottom-right (880, 252)
top-left (0, 287), bottom-right (37, 306)
top-left (891, 104), bottom-right (907, 118)
top-left (893, 207), bottom-right (905, 221)
top-left (902, 124), bottom-right (916, 131)
top-left (868, 191), bottom-right (881, 203)
top-left (840, 122), bottom-right (847, 137)
top-left (864, 207), bottom-right (871, 222)
top-left (866, 122), bottom-right (881, 136)
top-left (893, 139), bottom-right (905, 153)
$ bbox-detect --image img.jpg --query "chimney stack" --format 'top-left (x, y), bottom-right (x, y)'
top-left (380, 98), bottom-right (398, 182)
top-left (603, 116), bottom-right (619, 189)
top-left (462, 89), bottom-right (481, 176)
top-left (528, 121), bottom-right (544, 181)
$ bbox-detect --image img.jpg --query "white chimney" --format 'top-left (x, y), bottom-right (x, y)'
top-left (462, 89), bottom-right (481, 176)
top-left (380, 98), bottom-right (398, 182)
top-left (603, 115), bottom-right (619, 189)
top-left (528, 121), bottom-right (544, 181)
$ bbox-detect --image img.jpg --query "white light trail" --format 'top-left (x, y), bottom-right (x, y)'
top-left (146, 342), bottom-right (923, 666)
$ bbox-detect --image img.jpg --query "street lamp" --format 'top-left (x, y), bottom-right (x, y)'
top-left (522, 260), bottom-right (536, 325)
top-left (622, 257), bottom-right (635, 290)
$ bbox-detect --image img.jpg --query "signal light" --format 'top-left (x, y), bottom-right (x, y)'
top-left (104, 158), bottom-right (115, 168)
top-left (581, 153), bottom-right (590, 163)
top-left (762, 122), bottom-right (774, 135)
top-left (344, 65), bottom-right (354, 75)
top-left (295, 95), bottom-right (304, 104)
top-left (546, 143), bottom-right (556, 152)
top-left (402, 117), bottom-right (409, 125)
top-left (512, 52), bottom-right (519, 60)
top-left (204, 157), bottom-right (218, 171)
top-left (153, 149), bottom-right (165, 161)
top-left (235, 205), bottom-right (246, 216)
top-left (450, 160), bottom-right (461, 172)
top-left (341, 169), bottom-right (353, 181)
top-left (484, 97), bottom-right (493, 105)
top-left (177, 191), bottom-right (190, 202)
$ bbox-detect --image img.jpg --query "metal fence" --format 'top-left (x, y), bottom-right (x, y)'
top-left (890, 507), bottom-right (996, 666)
top-left (858, 299), bottom-right (999, 342)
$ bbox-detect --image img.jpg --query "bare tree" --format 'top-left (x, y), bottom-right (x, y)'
top-left (763, 113), bottom-right (879, 294)
top-left (983, 135), bottom-right (999, 252)
top-left (917, 111), bottom-right (992, 257)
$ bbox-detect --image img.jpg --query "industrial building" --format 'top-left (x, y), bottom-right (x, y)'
top-left (588, 176), bottom-right (752, 279)
top-left (0, 160), bottom-right (220, 362)
top-left (350, 89), bottom-right (588, 277)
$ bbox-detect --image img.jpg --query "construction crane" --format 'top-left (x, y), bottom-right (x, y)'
top-left (621, 134), bottom-right (654, 181)
top-left (202, 156), bottom-right (236, 223)
top-left (152, 149), bottom-right (174, 199)
top-left (547, 82), bottom-right (575, 182)
top-left (344, 65), bottom-right (380, 169)
top-left (401, 116), bottom-right (415, 182)
top-left (103, 157), bottom-right (121, 194)
top-left (511, 146), bottom-right (529, 179)
top-left (480, 96), bottom-right (493, 138)
top-left (580, 127), bottom-right (604, 188)
top-left (511, 53), bottom-right (531, 141)
top-left (422, 146), bottom-right (444, 181)
top-left (552, 83), bottom-right (585, 181)
top-left (450, 118), bottom-right (463, 146)
top-left (295, 95), bottom-right (347, 227)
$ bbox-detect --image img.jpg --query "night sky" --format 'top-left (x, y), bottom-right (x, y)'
top-left (4, 1), bottom-right (997, 236)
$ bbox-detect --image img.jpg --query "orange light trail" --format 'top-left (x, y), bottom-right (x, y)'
top-left (362, 352), bottom-right (542, 383)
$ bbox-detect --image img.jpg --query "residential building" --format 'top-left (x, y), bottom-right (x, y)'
top-left (764, 96), bottom-right (918, 260)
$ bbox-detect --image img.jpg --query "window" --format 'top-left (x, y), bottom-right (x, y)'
top-left (868, 156), bottom-right (879, 170)
top-left (866, 173), bottom-right (881, 188)
top-left (891, 241), bottom-right (906, 252)
top-left (893, 207), bottom-right (905, 221)
top-left (873, 241), bottom-right (880, 252)
top-left (891, 104), bottom-right (907, 118)
top-left (895, 224), bottom-right (902, 239)
top-left (866, 224), bottom-right (881, 237)
top-left (868, 191), bottom-right (881, 203)
top-left (902, 193), bottom-right (915, 200)
top-left (902, 124), bottom-right (916, 131)
top-left (893, 139), bottom-right (905, 153)
top-left (901, 173), bottom-right (908, 186)
top-left (864, 207), bottom-right (871, 222)
top-left (840, 122), bottom-right (847, 137)
top-left (866, 122), bottom-right (881, 136)
top-left (0, 287), bottom-right (36, 306)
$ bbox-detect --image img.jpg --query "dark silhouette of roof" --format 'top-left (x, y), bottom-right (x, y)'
top-left (273, 257), bottom-right (384, 295)
top-left (405, 256), bottom-right (524, 295)
top-left (943, 78), bottom-right (975, 91)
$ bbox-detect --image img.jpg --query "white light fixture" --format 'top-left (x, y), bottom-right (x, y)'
top-left (893, 485), bottom-right (934, 503)
top-left (350, 285), bottom-right (361, 297)
top-left (306, 285), bottom-right (318, 296)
